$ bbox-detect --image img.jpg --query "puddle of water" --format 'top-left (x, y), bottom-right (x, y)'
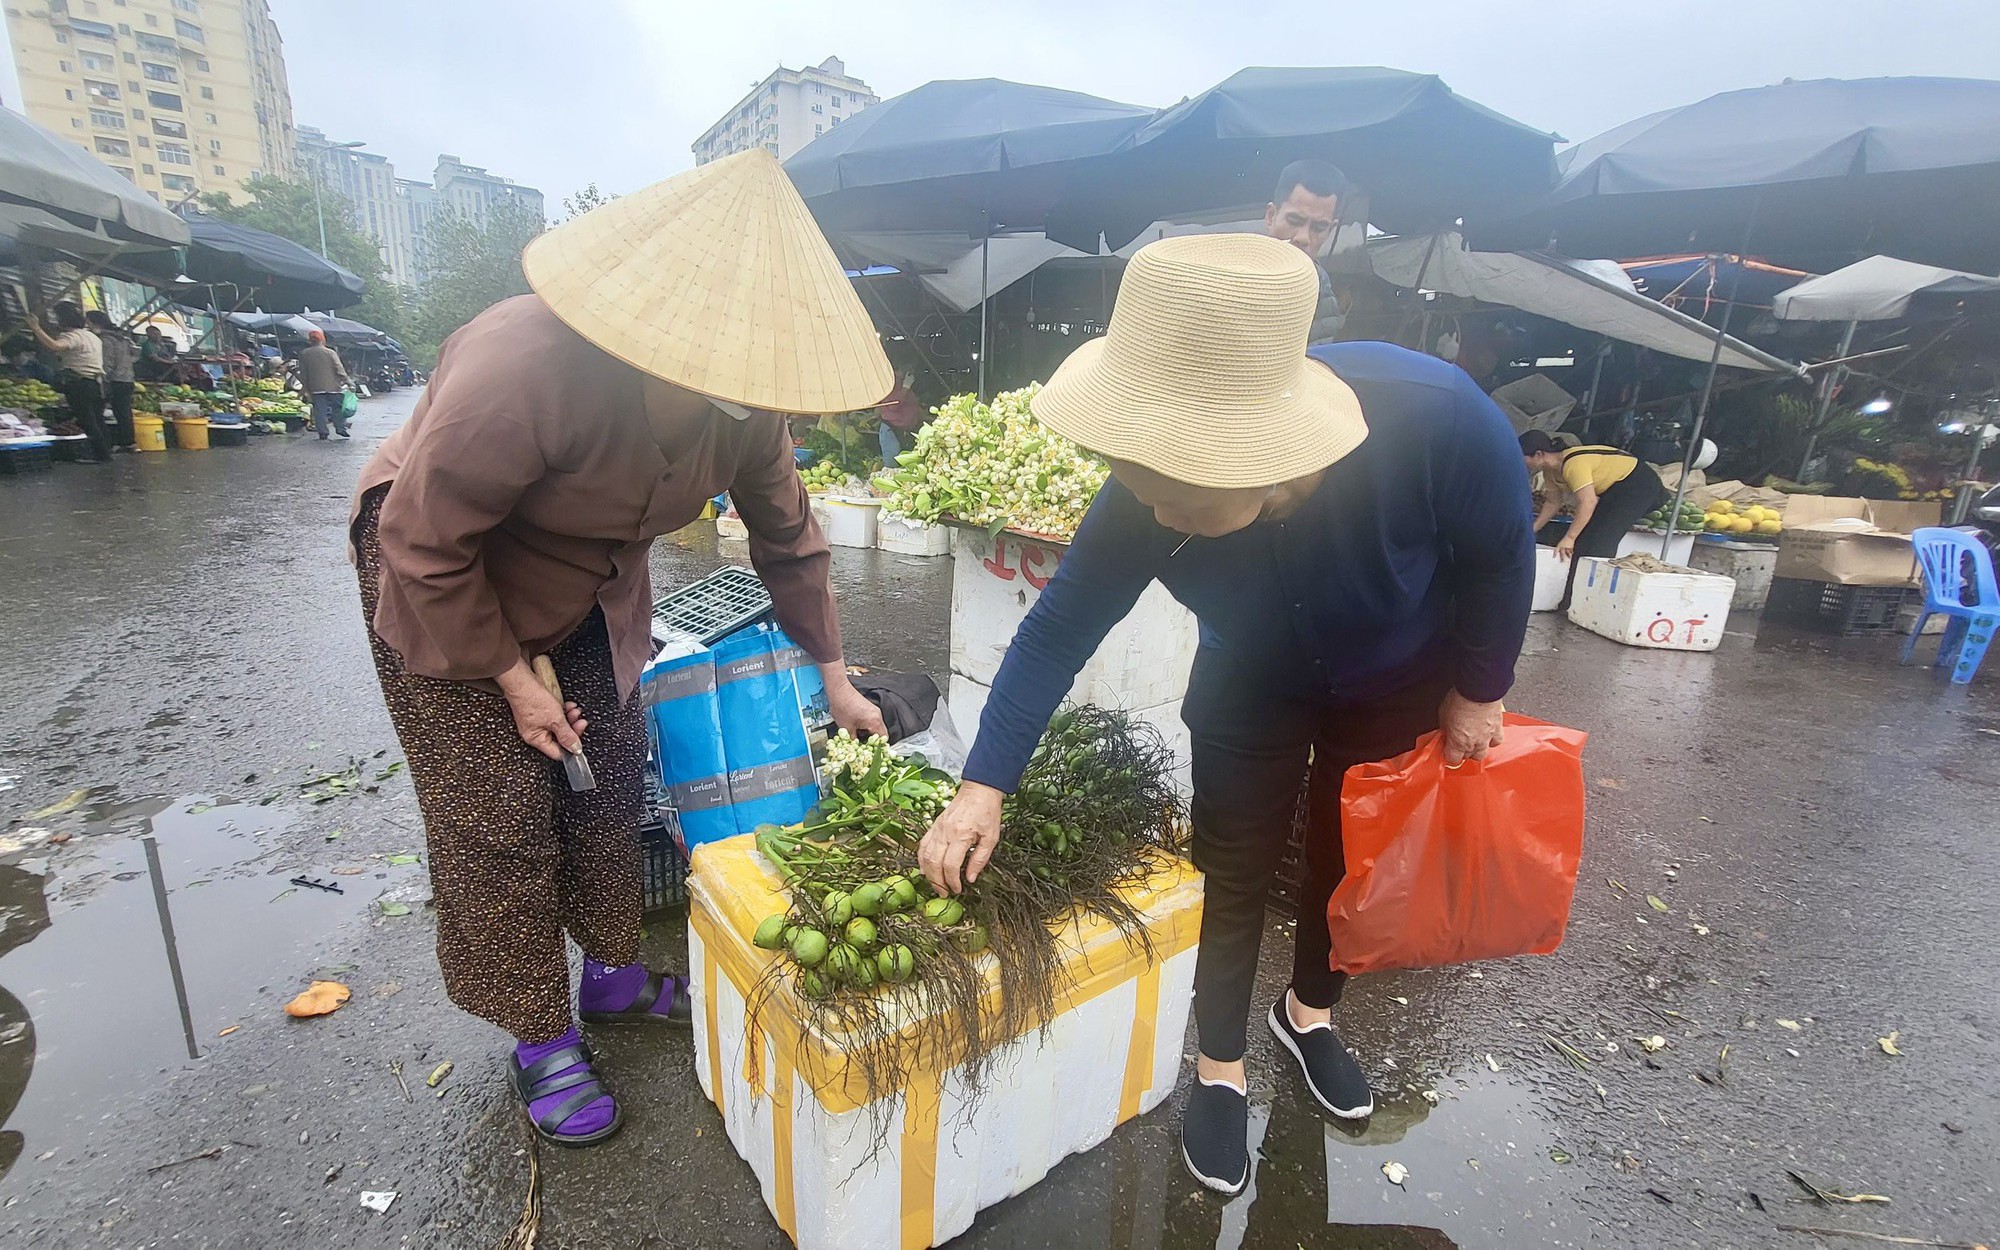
top-left (0, 797), bottom-right (394, 1182)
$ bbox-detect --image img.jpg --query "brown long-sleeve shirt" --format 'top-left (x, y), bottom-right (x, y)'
top-left (351, 294), bottom-right (843, 703)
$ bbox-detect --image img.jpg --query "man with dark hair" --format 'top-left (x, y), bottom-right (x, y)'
top-left (1266, 159), bottom-right (1351, 342)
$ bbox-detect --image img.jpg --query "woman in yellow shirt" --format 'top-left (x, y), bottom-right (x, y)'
top-left (1521, 431), bottom-right (1666, 606)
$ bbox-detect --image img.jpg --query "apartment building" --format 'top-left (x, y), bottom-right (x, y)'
top-left (3, 0), bottom-right (296, 201)
top-left (692, 55), bottom-right (877, 165)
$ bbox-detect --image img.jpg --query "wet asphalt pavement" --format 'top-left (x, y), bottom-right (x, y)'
top-left (0, 387), bottom-right (1994, 1249)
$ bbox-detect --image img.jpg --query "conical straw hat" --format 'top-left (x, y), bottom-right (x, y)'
top-left (522, 149), bottom-right (891, 415)
top-left (1031, 233), bottom-right (1367, 489)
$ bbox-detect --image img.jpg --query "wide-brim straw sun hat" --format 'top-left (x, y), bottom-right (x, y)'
top-left (522, 149), bottom-right (891, 415)
top-left (1031, 233), bottom-right (1367, 489)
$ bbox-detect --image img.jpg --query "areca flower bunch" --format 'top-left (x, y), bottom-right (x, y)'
top-left (882, 384), bottom-right (1108, 540)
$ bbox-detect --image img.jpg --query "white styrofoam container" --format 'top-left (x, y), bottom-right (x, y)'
top-left (1690, 539), bottom-right (1778, 610)
top-left (1532, 547), bottom-right (1567, 612)
top-left (948, 673), bottom-right (1192, 794)
top-left (717, 513), bottom-right (750, 541)
top-left (810, 496), bottom-right (881, 549)
top-left (1617, 527), bottom-right (1695, 567)
top-left (1567, 556), bottom-right (1736, 651)
top-left (949, 530), bottom-right (1198, 710)
top-left (876, 514), bottom-right (952, 557)
top-left (689, 834), bottom-right (1201, 1250)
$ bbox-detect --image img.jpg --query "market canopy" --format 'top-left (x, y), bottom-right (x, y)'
top-left (1473, 76), bottom-right (2000, 273)
top-left (0, 105), bottom-right (188, 248)
top-left (1621, 255), bottom-right (1815, 314)
top-left (303, 312), bottom-right (390, 344)
top-left (1772, 254), bottom-right (2000, 322)
top-left (173, 213), bottom-right (366, 311)
top-left (0, 203), bottom-right (131, 269)
top-left (223, 310), bottom-right (317, 338)
top-left (786, 78), bottom-right (1155, 238)
top-left (1368, 232), bottom-right (1805, 374)
top-left (1054, 67), bottom-right (1559, 250)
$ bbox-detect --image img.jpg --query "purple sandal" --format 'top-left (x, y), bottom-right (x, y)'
top-left (579, 964), bottom-right (692, 1028)
top-left (511, 1032), bottom-right (623, 1148)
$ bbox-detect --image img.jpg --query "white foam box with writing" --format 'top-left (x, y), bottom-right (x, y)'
top-left (717, 513), bottom-right (750, 541)
top-left (875, 514), bottom-right (952, 557)
top-left (689, 833), bottom-right (1202, 1250)
top-left (1567, 556), bottom-right (1736, 651)
top-left (1690, 539), bottom-right (1778, 610)
top-left (949, 530), bottom-right (1198, 710)
top-left (809, 496), bottom-right (882, 550)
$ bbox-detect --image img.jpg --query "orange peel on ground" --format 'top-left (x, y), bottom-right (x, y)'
top-left (284, 981), bottom-right (352, 1018)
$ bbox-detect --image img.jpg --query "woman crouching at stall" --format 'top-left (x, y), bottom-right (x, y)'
top-left (351, 151), bottom-right (889, 1148)
top-left (917, 234), bottom-right (1535, 1194)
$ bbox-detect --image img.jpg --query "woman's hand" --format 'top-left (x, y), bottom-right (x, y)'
top-left (821, 664), bottom-right (889, 739)
top-left (1438, 689), bottom-right (1505, 765)
top-left (918, 782), bottom-right (1005, 895)
top-left (497, 660), bottom-right (587, 761)
top-left (1553, 535), bottom-right (1577, 562)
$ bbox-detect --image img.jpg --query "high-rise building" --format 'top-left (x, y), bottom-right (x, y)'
top-left (429, 154), bottom-right (544, 226)
top-left (390, 177), bottom-right (436, 288)
top-left (296, 124), bottom-right (407, 282)
top-left (3, 0), bottom-right (297, 202)
top-left (693, 56), bottom-right (877, 166)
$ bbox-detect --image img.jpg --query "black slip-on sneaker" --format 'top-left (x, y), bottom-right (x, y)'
top-left (1180, 1077), bottom-right (1250, 1195)
top-left (1268, 995), bottom-right (1373, 1119)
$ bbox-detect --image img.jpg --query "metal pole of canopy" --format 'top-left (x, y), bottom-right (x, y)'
top-left (1660, 247), bottom-right (1754, 558)
top-left (1797, 319), bottom-right (1859, 481)
top-left (977, 213), bottom-right (991, 401)
top-left (1410, 232), bottom-right (1442, 353)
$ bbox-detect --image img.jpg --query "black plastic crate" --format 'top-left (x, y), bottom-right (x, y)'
top-left (208, 422), bottom-right (249, 448)
top-left (0, 443), bottom-right (54, 475)
top-left (48, 435), bottom-right (90, 463)
top-left (639, 768), bottom-right (690, 912)
top-left (652, 566), bottom-right (773, 648)
top-left (1763, 577), bottom-right (1914, 636)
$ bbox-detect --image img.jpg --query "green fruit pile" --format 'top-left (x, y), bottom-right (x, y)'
top-left (0, 378), bottom-right (63, 410)
top-left (1642, 500), bottom-right (1709, 531)
top-left (800, 458), bottom-right (849, 493)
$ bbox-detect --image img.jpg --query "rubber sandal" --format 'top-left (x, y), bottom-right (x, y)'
top-left (510, 1042), bottom-right (623, 1148)
top-left (581, 969), bottom-right (692, 1027)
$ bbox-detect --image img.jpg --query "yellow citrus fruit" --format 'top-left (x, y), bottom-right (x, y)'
top-left (1756, 519), bottom-right (1782, 535)
top-left (1733, 516), bottom-right (1756, 533)
top-left (1707, 500), bottom-right (1736, 515)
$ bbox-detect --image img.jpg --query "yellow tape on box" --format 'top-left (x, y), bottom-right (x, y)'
top-left (688, 832), bottom-right (1202, 1250)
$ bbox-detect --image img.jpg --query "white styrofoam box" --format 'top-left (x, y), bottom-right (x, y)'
top-left (1567, 556), bottom-right (1735, 651)
top-left (717, 513), bottom-right (749, 541)
top-left (1618, 527), bottom-right (1695, 567)
top-left (810, 496), bottom-right (881, 549)
top-left (948, 673), bottom-right (1192, 794)
top-left (876, 514), bottom-right (952, 557)
top-left (1897, 602), bottom-right (1948, 636)
top-left (949, 530), bottom-right (1199, 710)
top-left (1532, 547), bottom-right (1567, 611)
top-left (689, 834), bottom-right (1201, 1250)
top-left (1691, 539), bottom-right (1778, 610)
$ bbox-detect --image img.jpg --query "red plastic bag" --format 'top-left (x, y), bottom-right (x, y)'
top-left (1326, 714), bottom-right (1587, 976)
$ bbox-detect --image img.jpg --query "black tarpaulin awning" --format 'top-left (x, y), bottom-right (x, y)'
top-left (0, 105), bottom-right (188, 248)
top-left (172, 213), bottom-right (366, 311)
top-left (1472, 76), bottom-right (2000, 273)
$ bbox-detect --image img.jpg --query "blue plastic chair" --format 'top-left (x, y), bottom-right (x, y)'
top-left (1901, 527), bottom-right (2000, 684)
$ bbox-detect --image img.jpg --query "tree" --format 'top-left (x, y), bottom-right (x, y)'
top-left (562, 183), bottom-right (616, 221)
top-left (407, 198), bottom-right (545, 365)
top-left (198, 173), bottom-right (407, 339)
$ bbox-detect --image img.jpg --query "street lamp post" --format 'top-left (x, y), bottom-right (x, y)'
top-left (298, 138), bottom-right (365, 259)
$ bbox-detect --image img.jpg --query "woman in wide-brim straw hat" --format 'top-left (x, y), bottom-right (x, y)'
top-left (350, 149), bottom-right (891, 1148)
top-left (918, 233), bottom-right (1536, 1193)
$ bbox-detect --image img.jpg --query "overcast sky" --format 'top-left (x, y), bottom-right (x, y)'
top-left (8, 1), bottom-right (1998, 206)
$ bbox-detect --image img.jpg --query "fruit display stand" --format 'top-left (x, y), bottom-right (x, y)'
top-left (1691, 537), bottom-right (1779, 610)
top-left (948, 528), bottom-right (1198, 789)
top-left (1568, 556), bottom-right (1736, 651)
top-left (688, 832), bottom-right (1201, 1250)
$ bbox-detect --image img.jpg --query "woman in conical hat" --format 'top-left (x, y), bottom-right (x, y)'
top-left (349, 150), bottom-right (891, 1147)
top-left (916, 233), bottom-right (1536, 1194)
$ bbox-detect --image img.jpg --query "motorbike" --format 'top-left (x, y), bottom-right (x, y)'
top-left (366, 364), bottom-right (397, 393)
top-left (1967, 482), bottom-right (2000, 560)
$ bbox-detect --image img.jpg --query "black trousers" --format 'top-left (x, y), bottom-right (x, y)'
top-left (103, 380), bottom-right (135, 449)
top-left (1183, 651), bottom-right (1453, 1062)
top-left (1539, 467), bottom-right (1667, 603)
top-left (59, 375), bottom-right (109, 461)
